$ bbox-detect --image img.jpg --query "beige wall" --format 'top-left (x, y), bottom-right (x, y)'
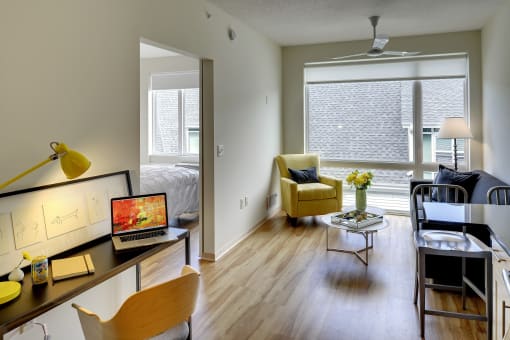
top-left (282, 31), bottom-right (483, 170)
top-left (0, 0), bottom-right (282, 258)
top-left (482, 0), bottom-right (510, 182)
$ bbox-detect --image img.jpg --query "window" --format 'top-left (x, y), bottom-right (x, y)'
top-left (149, 72), bottom-right (199, 156)
top-left (304, 55), bottom-right (469, 211)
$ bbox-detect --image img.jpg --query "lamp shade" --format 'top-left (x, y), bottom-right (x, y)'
top-left (437, 117), bottom-right (473, 139)
top-left (52, 142), bottom-right (91, 179)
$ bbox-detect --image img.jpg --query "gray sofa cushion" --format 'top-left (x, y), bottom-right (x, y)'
top-left (432, 165), bottom-right (479, 202)
top-left (471, 170), bottom-right (509, 203)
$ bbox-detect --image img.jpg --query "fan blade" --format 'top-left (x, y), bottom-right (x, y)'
top-left (332, 53), bottom-right (367, 60)
top-left (372, 34), bottom-right (389, 50)
top-left (382, 51), bottom-right (420, 56)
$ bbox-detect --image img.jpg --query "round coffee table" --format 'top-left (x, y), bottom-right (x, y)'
top-left (321, 207), bottom-right (388, 265)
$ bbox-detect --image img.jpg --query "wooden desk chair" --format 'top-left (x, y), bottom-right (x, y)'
top-left (72, 265), bottom-right (199, 340)
top-left (487, 185), bottom-right (510, 205)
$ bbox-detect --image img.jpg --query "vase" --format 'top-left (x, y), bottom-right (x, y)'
top-left (355, 188), bottom-right (367, 212)
top-left (8, 267), bottom-right (24, 282)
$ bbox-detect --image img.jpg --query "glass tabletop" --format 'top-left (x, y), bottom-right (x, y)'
top-left (321, 206), bottom-right (388, 232)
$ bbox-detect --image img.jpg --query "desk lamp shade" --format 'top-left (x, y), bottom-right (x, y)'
top-left (0, 141), bottom-right (91, 190)
top-left (51, 142), bottom-right (91, 179)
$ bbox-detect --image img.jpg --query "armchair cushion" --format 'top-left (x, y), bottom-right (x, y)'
top-left (288, 166), bottom-right (319, 184)
top-left (298, 183), bottom-right (337, 201)
top-left (432, 165), bottom-right (479, 201)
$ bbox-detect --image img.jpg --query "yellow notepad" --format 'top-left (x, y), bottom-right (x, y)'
top-left (51, 254), bottom-right (95, 281)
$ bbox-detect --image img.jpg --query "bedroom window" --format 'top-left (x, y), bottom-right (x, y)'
top-left (304, 54), bottom-right (469, 212)
top-left (149, 74), bottom-right (199, 156)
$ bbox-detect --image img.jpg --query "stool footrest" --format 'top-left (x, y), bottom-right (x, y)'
top-left (425, 282), bottom-right (462, 292)
top-left (425, 308), bottom-right (487, 322)
top-left (463, 276), bottom-right (487, 302)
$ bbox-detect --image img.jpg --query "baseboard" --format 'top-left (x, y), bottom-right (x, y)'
top-left (201, 209), bottom-right (281, 262)
top-left (199, 252), bottom-right (215, 262)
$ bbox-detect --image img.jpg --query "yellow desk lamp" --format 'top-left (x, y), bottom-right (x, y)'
top-left (0, 141), bottom-right (90, 304)
top-left (0, 141), bottom-right (91, 190)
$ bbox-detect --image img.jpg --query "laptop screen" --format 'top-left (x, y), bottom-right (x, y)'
top-left (111, 193), bottom-right (168, 235)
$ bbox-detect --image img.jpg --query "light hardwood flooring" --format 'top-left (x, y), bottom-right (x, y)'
top-left (141, 213), bottom-right (487, 340)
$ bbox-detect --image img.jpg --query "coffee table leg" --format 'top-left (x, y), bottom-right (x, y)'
top-left (327, 230), bottom-right (375, 265)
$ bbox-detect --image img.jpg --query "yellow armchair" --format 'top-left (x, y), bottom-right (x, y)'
top-left (275, 154), bottom-right (342, 225)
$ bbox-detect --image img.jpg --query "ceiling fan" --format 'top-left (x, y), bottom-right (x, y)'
top-left (333, 16), bottom-right (420, 60)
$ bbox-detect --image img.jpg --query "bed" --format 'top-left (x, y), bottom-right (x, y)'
top-left (140, 163), bottom-right (199, 220)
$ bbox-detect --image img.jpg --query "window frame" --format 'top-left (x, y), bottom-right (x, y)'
top-left (304, 76), bottom-right (470, 179)
top-left (149, 88), bottom-right (200, 158)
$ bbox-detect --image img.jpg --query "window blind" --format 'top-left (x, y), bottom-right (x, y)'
top-left (304, 54), bottom-right (468, 83)
top-left (151, 71), bottom-right (199, 90)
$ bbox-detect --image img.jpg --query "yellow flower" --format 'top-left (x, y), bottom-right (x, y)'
top-left (346, 170), bottom-right (374, 189)
top-left (15, 251), bottom-right (32, 268)
top-left (22, 251), bottom-right (32, 261)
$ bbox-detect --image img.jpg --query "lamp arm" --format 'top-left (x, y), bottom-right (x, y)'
top-left (0, 156), bottom-right (57, 190)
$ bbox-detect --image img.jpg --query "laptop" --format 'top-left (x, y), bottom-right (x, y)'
top-left (111, 193), bottom-right (177, 251)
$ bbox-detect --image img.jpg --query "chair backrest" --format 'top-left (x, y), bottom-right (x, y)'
top-left (72, 265), bottom-right (199, 340)
top-left (487, 186), bottom-right (510, 205)
top-left (275, 154), bottom-right (319, 179)
top-left (411, 184), bottom-right (468, 231)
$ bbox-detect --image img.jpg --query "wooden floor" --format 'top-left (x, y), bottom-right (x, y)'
top-left (141, 213), bottom-right (487, 340)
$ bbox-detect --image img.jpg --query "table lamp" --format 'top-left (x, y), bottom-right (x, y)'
top-left (0, 141), bottom-right (91, 190)
top-left (437, 117), bottom-right (472, 171)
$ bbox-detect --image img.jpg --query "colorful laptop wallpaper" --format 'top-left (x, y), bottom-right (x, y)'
top-left (112, 194), bottom-right (167, 234)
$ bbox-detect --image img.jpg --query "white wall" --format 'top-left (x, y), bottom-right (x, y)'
top-left (282, 31), bottom-right (483, 170)
top-left (0, 0), bottom-right (282, 259)
top-left (139, 54), bottom-right (199, 165)
top-left (482, 0), bottom-right (510, 183)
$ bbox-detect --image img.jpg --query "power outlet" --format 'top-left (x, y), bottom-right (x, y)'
top-left (266, 193), bottom-right (278, 209)
top-left (240, 198), bottom-right (244, 209)
top-left (244, 196), bottom-right (248, 207)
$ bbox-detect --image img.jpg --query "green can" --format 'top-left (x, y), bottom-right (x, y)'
top-left (31, 255), bottom-right (48, 284)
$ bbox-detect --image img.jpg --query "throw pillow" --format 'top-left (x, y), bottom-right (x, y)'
top-left (432, 164), bottom-right (480, 202)
top-left (288, 167), bottom-right (319, 184)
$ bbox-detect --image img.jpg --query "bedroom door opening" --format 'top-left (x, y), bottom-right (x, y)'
top-left (139, 40), bottom-right (207, 260)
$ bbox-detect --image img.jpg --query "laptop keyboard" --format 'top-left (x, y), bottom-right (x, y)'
top-left (120, 230), bottom-right (166, 242)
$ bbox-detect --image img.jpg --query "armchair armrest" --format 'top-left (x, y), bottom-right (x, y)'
top-left (320, 175), bottom-right (343, 210)
top-left (320, 175), bottom-right (342, 188)
top-left (280, 177), bottom-right (298, 217)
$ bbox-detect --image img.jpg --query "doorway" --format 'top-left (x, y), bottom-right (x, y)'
top-left (139, 40), bottom-right (211, 259)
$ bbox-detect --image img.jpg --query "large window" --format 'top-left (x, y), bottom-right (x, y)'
top-left (304, 55), bottom-right (469, 211)
top-left (150, 72), bottom-right (199, 156)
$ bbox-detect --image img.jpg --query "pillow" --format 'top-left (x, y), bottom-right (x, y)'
top-left (432, 164), bottom-right (480, 202)
top-left (288, 167), bottom-right (319, 184)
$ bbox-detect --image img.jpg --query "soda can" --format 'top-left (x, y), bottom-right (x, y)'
top-left (31, 256), bottom-right (48, 284)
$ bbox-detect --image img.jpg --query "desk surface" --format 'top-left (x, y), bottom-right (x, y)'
top-left (423, 202), bottom-right (510, 255)
top-left (0, 227), bottom-right (189, 336)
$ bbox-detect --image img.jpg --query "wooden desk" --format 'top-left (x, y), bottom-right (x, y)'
top-left (423, 202), bottom-right (510, 253)
top-left (0, 227), bottom-right (190, 338)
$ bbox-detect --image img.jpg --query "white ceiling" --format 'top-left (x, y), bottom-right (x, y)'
top-left (207, 0), bottom-right (505, 46)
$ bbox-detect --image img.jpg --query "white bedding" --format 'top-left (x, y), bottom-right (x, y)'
top-left (140, 164), bottom-right (199, 219)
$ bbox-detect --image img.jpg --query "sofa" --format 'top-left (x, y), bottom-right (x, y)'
top-left (411, 167), bottom-right (509, 230)
top-left (410, 166), bottom-right (509, 291)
